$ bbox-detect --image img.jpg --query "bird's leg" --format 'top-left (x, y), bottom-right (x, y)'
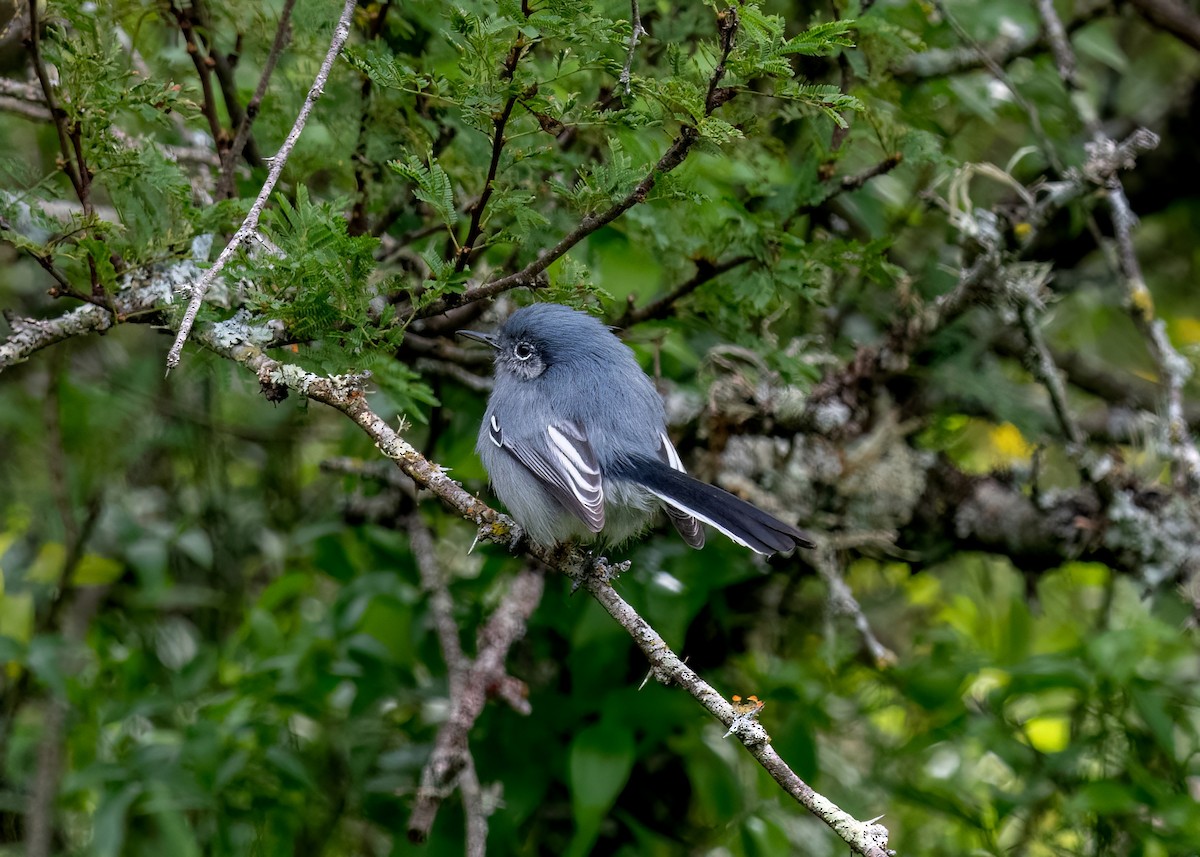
top-left (568, 549), bottom-right (631, 594)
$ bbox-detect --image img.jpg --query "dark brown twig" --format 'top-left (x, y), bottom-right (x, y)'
top-left (617, 151), bottom-right (903, 328)
top-left (348, 0), bottom-right (394, 236)
top-left (25, 2), bottom-right (83, 202)
top-left (171, 2), bottom-right (225, 151)
top-left (192, 0), bottom-right (262, 166)
top-left (216, 0), bottom-right (296, 199)
top-left (1127, 0), bottom-right (1200, 52)
top-left (617, 255), bottom-right (753, 327)
top-left (416, 9), bottom-right (740, 319)
top-left (455, 29), bottom-right (529, 274)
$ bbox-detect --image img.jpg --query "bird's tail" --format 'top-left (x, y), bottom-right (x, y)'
top-left (611, 456), bottom-right (815, 556)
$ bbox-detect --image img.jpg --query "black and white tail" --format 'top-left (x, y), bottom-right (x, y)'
top-left (612, 456), bottom-right (815, 556)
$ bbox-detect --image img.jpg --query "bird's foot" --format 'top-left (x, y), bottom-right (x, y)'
top-left (569, 552), bottom-right (631, 594)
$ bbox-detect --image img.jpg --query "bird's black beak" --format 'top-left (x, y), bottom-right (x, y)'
top-left (456, 329), bottom-right (499, 349)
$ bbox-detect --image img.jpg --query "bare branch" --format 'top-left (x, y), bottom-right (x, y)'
top-left (1127, 0), bottom-right (1200, 52)
top-left (25, 1), bottom-right (85, 203)
top-left (166, 0), bottom-right (358, 371)
top-left (171, 2), bottom-right (225, 151)
top-left (0, 93), bottom-right (51, 121)
top-left (1104, 175), bottom-right (1200, 490)
top-left (892, 0), bottom-right (1110, 80)
top-left (804, 129), bottom-right (1158, 437)
top-left (1017, 303), bottom-right (1084, 447)
top-left (216, 0), bottom-right (297, 199)
top-left (1031, 0), bottom-right (1200, 490)
top-left (407, 567), bottom-right (543, 843)
top-left (812, 547), bottom-right (897, 667)
top-left (191, 0), bottom-right (264, 167)
top-left (618, 0), bottom-right (644, 95)
top-left (1035, 0), bottom-right (1077, 86)
top-left (616, 254), bottom-right (753, 327)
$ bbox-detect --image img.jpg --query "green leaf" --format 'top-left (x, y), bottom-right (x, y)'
top-left (568, 721), bottom-right (636, 854)
top-left (389, 153), bottom-right (459, 228)
top-left (782, 20), bottom-right (857, 57)
top-left (72, 553), bottom-right (124, 586)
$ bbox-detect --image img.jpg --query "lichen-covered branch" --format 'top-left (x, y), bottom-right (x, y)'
top-left (166, 0), bottom-right (357, 371)
top-left (574, 567), bottom-right (893, 857)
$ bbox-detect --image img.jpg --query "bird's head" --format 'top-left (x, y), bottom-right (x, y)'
top-left (458, 304), bottom-right (616, 382)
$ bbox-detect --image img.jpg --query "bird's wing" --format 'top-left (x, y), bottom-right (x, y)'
top-left (656, 432), bottom-right (705, 549)
top-left (488, 414), bottom-right (605, 533)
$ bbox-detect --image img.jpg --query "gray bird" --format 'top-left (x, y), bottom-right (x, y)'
top-left (458, 304), bottom-right (814, 556)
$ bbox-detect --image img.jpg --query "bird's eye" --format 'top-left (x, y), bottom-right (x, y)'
top-left (513, 342), bottom-right (534, 361)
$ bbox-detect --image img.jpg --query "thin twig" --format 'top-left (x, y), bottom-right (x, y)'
top-left (932, 0), bottom-right (1064, 175)
top-left (1036, 0), bottom-right (1077, 87)
top-left (574, 566), bottom-right (893, 857)
top-left (618, 0), bottom-right (644, 95)
top-left (27, 0), bottom-right (100, 294)
top-left (1032, 0), bottom-right (1200, 490)
top-left (415, 9), bottom-right (740, 319)
top-left (26, 2), bottom-right (83, 201)
top-left (171, 2), bottom-right (224, 150)
top-left (166, 0), bottom-right (358, 371)
top-left (812, 547), bottom-right (896, 667)
top-left (456, 28), bottom-right (529, 274)
top-left (459, 756), bottom-right (489, 857)
top-left (0, 215), bottom-right (76, 296)
top-left (892, 0), bottom-right (1111, 79)
top-left (217, 0), bottom-right (297, 199)
top-left (611, 151), bottom-right (904, 328)
top-left (408, 567), bottom-right (543, 843)
top-left (0, 94), bottom-right (51, 121)
top-left (617, 255), bottom-right (753, 327)
top-left (192, 0), bottom-right (262, 166)
top-left (348, 0), bottom-right (395, 236)
top-left (410, 515), bottom-right (468, 677)
top-left (1105, 177), bottom-right (1200, 489)
top-left (1017, 304), bottom-right (1083, 447)
top-left (1127, 0), bottom-right (1200, 52)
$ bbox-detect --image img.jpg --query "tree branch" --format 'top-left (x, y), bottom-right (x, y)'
top-left (1127, 0), bottom-right (1200, 52)
top-left (891, 0), bottom-right (1110, 80)
top-left (574, 566), bottom-right (893, 857)
top-left (455, 29), bottom-right (529, 274)
top-left (347, 0), bottom-right (394, 236)
top-left (171, 2), bottom-right (225, 152)
top-left (618, 0), bottom-right (644, 95)
top-left (216, 0), bottom-right (296, 199)
top-left (166, 0), bottom-right (357, 371)
top-left (407, 551), bottom-right (542, 843)
top-left (616, 254), bottom-right (753, 327)
top-left (1032, 0), bottom-right (1200, 490)
top-left (25, 1), bottom-right (84, 203)
top-left (415, 9), bottom-right (740, 320)
top-left (192, 0), bottom-right (263, 167)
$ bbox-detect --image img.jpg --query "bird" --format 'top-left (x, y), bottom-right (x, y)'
top-left (457, 303), bottom-right (814, 556)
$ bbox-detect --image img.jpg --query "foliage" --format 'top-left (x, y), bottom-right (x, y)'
top-left (1, 0), bottom-right (1199, 855)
